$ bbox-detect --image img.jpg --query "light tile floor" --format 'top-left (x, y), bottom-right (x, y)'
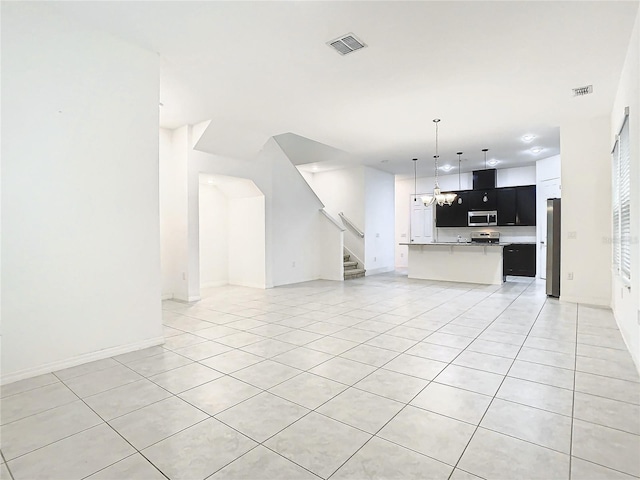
top-left (2, 273), bottom-right (640, 480)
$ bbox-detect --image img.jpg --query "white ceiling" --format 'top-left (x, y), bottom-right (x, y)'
top-left (49, 1), bottom-right (638, 176)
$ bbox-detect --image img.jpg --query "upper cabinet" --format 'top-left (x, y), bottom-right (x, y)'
top-left (516, 185), bottom-right (536, 226)
top-left (497, 188), bottom-right (517, 226)
top-left (435, 191), bottom-right (469, 227)
top-left (435, 184), bottom-right (536, 227)
top-left (468, 189), bottom-right (497, 211)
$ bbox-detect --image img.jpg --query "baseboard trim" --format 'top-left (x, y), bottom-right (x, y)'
top-left (161, 293), bottom-right (173, 300)
top-left (188, 296), bottom-right (201, 302)
top-left (559, 295), bottom-right (611, 307)
top-left (200, 281), bottom-right (228, 289)
top-left (1, 336), bottom-right (166, 386)
top-left (365, 266), bottom-right (395, 276)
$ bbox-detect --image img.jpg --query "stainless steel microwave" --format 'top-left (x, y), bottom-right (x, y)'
top-left (468, 210), bottom-right (498, 227)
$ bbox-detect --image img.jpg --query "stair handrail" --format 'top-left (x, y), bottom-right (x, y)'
top-left (339, 212), bottom-right (364, 238)
top-left (320, 209), bottom-right (346, 231)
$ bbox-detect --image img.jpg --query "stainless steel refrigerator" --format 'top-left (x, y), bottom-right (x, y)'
top-left (546, 198), bottom-right (561, 297)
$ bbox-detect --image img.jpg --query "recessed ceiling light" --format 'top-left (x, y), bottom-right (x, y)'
top-left (522, 134), bottom-right (535, 142)
top-left (311, 166), bottom-right (318, 172)
top-left (531, 146), bottom-right (543, 154)
top-left (487, 159), bottom-right (499, 166)
top-left (440, 164), bottom-right (453, 172)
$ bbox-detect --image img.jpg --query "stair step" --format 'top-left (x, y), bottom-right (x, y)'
top-left (343, 261), bottom-right (358, 269)
top-left (344, 268), bottom-right (366, 279)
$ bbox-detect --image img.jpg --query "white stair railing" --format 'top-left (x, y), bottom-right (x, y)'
top-left (339, 212), bottom-right (364, 238)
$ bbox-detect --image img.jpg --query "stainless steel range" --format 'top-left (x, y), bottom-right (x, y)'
top-left (470, 231), bottom-right (500, 244)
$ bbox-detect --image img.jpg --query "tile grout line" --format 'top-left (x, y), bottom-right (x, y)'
top-left (49, 370), bottom-right (172, 480)
top-left (568, 302), bottom-right (579, 480)
top-left (1, 450), bottom-right (16, 480)
top-left (445, 279), bottom-right (549, 480)
top-left (325, 279), bottom-right (539, 480)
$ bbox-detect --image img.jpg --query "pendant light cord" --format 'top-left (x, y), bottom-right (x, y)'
top-left (414, 159), bottom-right (417, 198)
top-left (433, 119), bottom-right (440, 187)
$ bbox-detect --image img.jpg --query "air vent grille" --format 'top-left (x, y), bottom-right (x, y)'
top-left (328, 33), bottom-right (366, 55)
top-left (573, 85), bottom-right (593, 96)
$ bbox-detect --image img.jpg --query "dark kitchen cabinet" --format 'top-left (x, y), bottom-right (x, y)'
top-left (468, 189), bottom-right (497, 211)
top-left (435, 191), bottom-right (469, 227)
top-left (497, 188), bottom-right (517, 226)
top-left (503, 243), bottom-right (536, 278)
top-left (516, 185), bottom-right (536, 226)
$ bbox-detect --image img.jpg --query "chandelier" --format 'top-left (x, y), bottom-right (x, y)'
top-left (421, 119), bottom-right (457, 207)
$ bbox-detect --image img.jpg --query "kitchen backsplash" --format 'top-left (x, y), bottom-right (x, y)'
top-left (435, 226), bottom-right (536, 243)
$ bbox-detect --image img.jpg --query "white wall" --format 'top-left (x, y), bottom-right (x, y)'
top-left (364, 167), bottom-right (396, 274)
top-left (560, 116), bottom-right (612, 306)
top-left (228, 196), bottom-right (266, 288)
top-left (395, 166), bottom-right (537, 267)
top-left (611, 10), bottom-right (640, 370)
top-left (318, 212), bottom-right (345, 281)
top-left (311, 166), bottom-right (366, 266)
top-left (199, 183), bottom-right (229, 288)
top-left (171, 131), bottom-right (340, 292)
top-left (536, 155), bottom-right (562, 278)
top-left (160, 127), bottom-right (188, 299)
top-left (2, 4), bottom-right (163, 382)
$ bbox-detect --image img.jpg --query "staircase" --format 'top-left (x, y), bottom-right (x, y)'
top-left (343, 254), bottom-right (365, 280)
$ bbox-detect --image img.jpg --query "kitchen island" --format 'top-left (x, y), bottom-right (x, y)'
top-left (400, 242), bottom-right (507, 285)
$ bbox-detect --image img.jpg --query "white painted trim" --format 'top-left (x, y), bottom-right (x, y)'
top-left (200, 281), bottom-right (228, 289)
top-left (161, 293), bottom-right (173, 300)
top-left (187, 296), bottom-right (201, 302)
top-left (1, 336), bottom-right (166, 386)
top-left (228, 282), bottom-right (266, 290)
top-left (559, 296), bottom-right (611, 307)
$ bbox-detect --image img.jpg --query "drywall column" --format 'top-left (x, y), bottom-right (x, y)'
top-left (610, 10), bottom-right (639, 370)
top-left (160, 127), bottom-right (189, 300)
top-left (364, 167), bottom-right (395, 275)
top-left (560, 116), bottom-right (612, 306)
top-left (2, 4), bottom-right (163, 382)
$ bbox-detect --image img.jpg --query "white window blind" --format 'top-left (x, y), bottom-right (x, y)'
top-left (612, 108), bottom-right (631, 283)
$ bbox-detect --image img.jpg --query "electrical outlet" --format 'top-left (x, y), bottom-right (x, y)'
top-left (374, 256), bottom-right (377, 262)
top-left (567, 272), bottom-right (574, 280)
top-left (376, 233), bottom-right (380, 238)
top-left (568, 231), bottom-right (577, 239)
top-left (400, 253), bottom-right (404, 257)
top-left (292, 261), bottom-right (296, 267)
top-left (182, 272), bottom-right (186, 280)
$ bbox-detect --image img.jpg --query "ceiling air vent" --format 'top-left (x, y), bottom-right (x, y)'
top-left (573, 85), bottom-right (593, 97)
top-left (328, 33), bottom-right (367, 56)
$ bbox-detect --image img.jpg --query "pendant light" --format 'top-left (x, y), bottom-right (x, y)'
top-left (421, 119), bottom-right (457, 207)
top-left (482, 148), bottom-right (489, 203)
top-left (457, 151), bottom-right (463, 204)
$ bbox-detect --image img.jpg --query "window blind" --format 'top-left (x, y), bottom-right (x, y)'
top-left (619, 115), bottom-right (631, 281)
top-left (612, 108), bottom-right (630, 283)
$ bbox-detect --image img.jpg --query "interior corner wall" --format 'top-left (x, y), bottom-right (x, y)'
top-left (364, 167), bottom-right (395, 274)
top-left (311, 167), bottom-right (366, 264)
top-left (228, 196), bottom-right (266, 288)
top-left (160, 126), bottom-right (190, 301)
top-left (610, 8), bottom-right (640, 370)
top-left (1, 4), bottom-right (163, 382)
top-left (560, 116), bottom-right (612, 306)
top-left (199, 184), bottom-right (229, 288)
